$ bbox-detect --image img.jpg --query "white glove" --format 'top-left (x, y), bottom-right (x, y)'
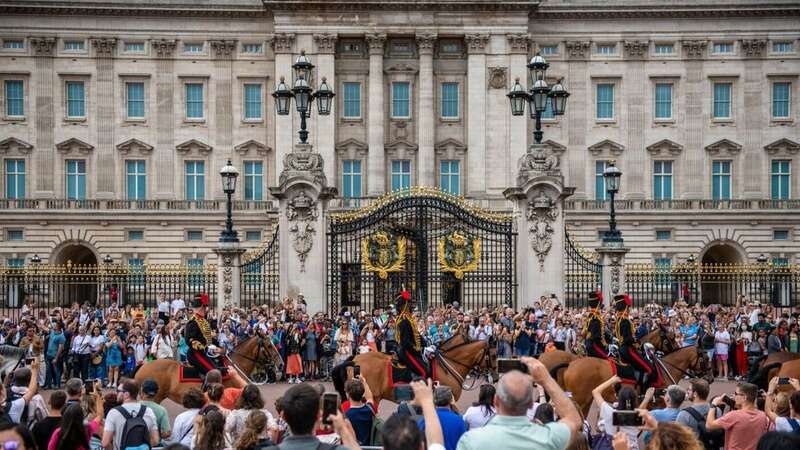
top-left (206, 345), bottom-right (221, 356)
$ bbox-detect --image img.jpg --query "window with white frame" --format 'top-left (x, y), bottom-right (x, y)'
top-left (128, 230), bottom-right (144, 241)
top-left (654, 83), bottom-right (672, 120)
top-left (342, 160), bottom-right (362, 199)
top-left (126, 82), bottom-right (145, 119)
top-left (4, 80), bottom-right (24, 117)
top-left (655, 257), bottom-right (672, 286)
top-left (773, 230), bottom-right (790, 241)
top-left (653, 160), bottom-right (673, 200)
top-left (66, 81), bottom-right (86, 118)
top-left (186, 231), bottom-right (203, 241)
top-left (243, 83), bottom-right (262, 120)
top-left (184, 160), bottom-right (205, 200)
top-left (183, 42), bottom-right (204, 54)
top-left (2, 39), bottom-right (24, 49)
top-left (713, 82), bottom-right (732, 119)
top-left (712, 160), bottom-right (732, 200)
top-left (440, 82), bottom-right (459, 119)
top-left (245, 230), bottom-right (261, 241)
top-left (772, 82), bottom-right (791, 119)
top-left (65, 159), bottom-right (86, 200)
top-left (242, 43), bottom-right (263, 54)
top-left (595, 160), bottom-right (610, 201)
top-left (7, 257), bottom-right (24, 267)
top-left (391, 160), bottom-right (411, 191)
top-left (771, 160), bottom-right (791, 200)
top-left (126, 160), bottom-right (146, 200)
top-left (772, 42), bottom-right (793, 54)
top-left (596, 83), bottom-right (614, 120)
top-left (712, 42), bottom-right (734, 54)
top-left (540, 45), bottom-right (558, 56)
top-left (439, 160), bottom-right (460, 195)
top-left (654, 44), bottom-right (674, 55)
top-left (596, 44), bottom-right (616, 55)
top-left (656, 230), bottom-right (672, 241)
top-left (124, 42), bottom-right (145, 53)
top-left (185, 83), bottom-right (204, 119)
top-left (5, 159), bottom-right (25, 199)
top-left (63, 40), bottom-right (85, 51)
top-left (391, 82), bottom-right (410, 118)
top-left (6, 229), bottom-right (23, 241)
top-left (343, 82), bottom-right (361, 118)
top-left (243, 161), bottom-right (263, 201)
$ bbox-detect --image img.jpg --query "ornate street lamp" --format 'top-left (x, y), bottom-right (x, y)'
top-left (103, 254), bottom-right (113, 265)
top-left (219, 160), bottom-right (240, 243)
top-left (506, 52), bottom-right (569, 144)
top-left (602, 161), bottom-right (623, 245)
top-left (756, 253), bottom-right (769, 264)
top-left (272, 50), bottom-right (335, 145)
top-left (31, 254), bottom-right (42, 265)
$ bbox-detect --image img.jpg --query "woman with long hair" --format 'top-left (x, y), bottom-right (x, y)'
top-left (151, 323), bottom-right (174, 360)
top-left (285, 324), bottom-right (304, 384)
top-left (224, 384), bottom-right (276, 448)
top-left (233, 410), bottom-right (272, 450)
top-left (592, 375), bottom-right (640, 450)
top-left (462, 384), bottom-right (496, 429)
top-left (193, 409), bottom-right (226, 450)
top-left (205, 383), bottom-right (231, 418)
top-left (48, 403), bottom-right (99, 450)
top-left (105, 329), bottom-right (123, 387)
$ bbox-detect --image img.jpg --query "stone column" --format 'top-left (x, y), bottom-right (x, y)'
top-left (366, 33), bottom-right (387, 195)
top-left (314, 33), bottom-right (338, 182)
top-left (465, 34), bottom-right (489, 195)
top-left (596, 246), bottom-right (631, 308)
top-left (273, 33), bottom-right (296, 189)
top-left (507, 34), bottom-right (530, 185)
top-left (269, 143), bottom-right (336, 314)
top-left (91, 38), bottom-right (117, 199)
top-left (213, 243), bottom-right (246, 316)
top-left (416, 33), bottom-right (437, 187)
top-left (152, 39), bottom-right (177, 199)
top-left (681, 40), bottom-right (708, 199)
top-left (623, 41), bottom-right (649, 199)
top-left (210, 40), bottom-right (237, 199)
top-left (30, 37), bottom-right (56, 198)
top-left (504, 144), bottom-right (573, 306)
top-left (565, 41), bottom-right (591, 198)
top-left (741, 39), bottom-right (768, 199)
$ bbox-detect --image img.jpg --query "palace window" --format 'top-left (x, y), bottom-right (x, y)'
top-left (66, 81), bottom-right (85, 118)
top-left (771, 160), bottom-right (791, 200)
top-left (124, 42), bottom-right (145, 53)
top-left (126, 160), bottom-right (146, 200)
top-left (184, 43), bottom-right (204, 54)
top-left (245, 231), bottom-right (261, 242)
top-left (343, 82), bottom-right (361, 118)
top-left (440, 160), bottom-right (460, 195)
top-left (773, 230), bottom-right (790, 241)
top-left (126, 82), bottom-right (145, 119)
top-left (595, 160), bottom-right (610, 201)
top-left (772, 42), bottom-right (793, 53)
top-left (243, 83), bottom-right (262, 120)
top-left (184, 160), bottom-right (205, 201)
top-left (654, 44), bottom-right (674, 55)
top-left (654, 83), bottom-right (672, 119)
top-left (712, 160), bottom-right (732, 200)
top-left (391, 160), bottom-right (411, 191)
top-left (712, 42), bottom-right (734, 54)
top-left (596, 44), bottom-right (616, 55)
top-left (64, 40), bottom-right (85, 51)
top-left (243, 161), bottom-right (263, 201)
top-left (653, 160), bottom-right (673, 200)
top-left (392, 82), bottom-right (410, 118)
top-left (713, 82), bottom-right (732, 119)
top-left (186, 231), bottom-right (203, 241)
top-left (772, 82), bottom-right (791, 119)
top-left (185, 83), bottom-right (204, 119)
top-left (540, 45), bottom-right (558, 56)
top-left (242, 43), bottom-right (262, 54)
top-left (65, 159), bottom-right (86, 200)
top-left (441, 82), bottom-right (459, 119)
top-left (2, 39), bottom-right (23, 49)
top-left (6, 229), bottom-right (23, 241)
top-left (5, 80), bottom-right (24, 117)
top-left (596, 84), bottom-right (614, 120)
top-left (656, 230), bottom-right (672, 241)
top-left (342, 160), bottom-right (362, 199)
top-left (5, 159), bottom-right (25, 199)
top-left (127, 230), bottom-right (144, 241)
top-left (7, 258), bottom-right (24, 267)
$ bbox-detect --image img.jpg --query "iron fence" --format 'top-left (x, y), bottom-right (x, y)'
top-left (0, 262), bottom-right (217, 322)
top-left (240, 226), bottom-right (280, 309)
top-left (563, 229), bottom-right (602, 308)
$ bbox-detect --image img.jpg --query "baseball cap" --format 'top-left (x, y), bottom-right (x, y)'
top-left (142, 379), bottom-right (159, 396)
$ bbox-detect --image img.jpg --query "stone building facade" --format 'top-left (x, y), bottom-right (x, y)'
top-left (0, 0), bottom-right (799, 271)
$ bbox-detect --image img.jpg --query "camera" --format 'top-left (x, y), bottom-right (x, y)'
top-left (612, 411), bottom-right (644, 427)
top-left (352, 365), bottom-right (361, 378)
top-left (497, 358), bottom-right (528, 374)
top-left (394, 385), bottom-right (415, 402)
top-left (778, 377), bottom-right (790, 385)
top-left (321, 392), bottom-right (340, 425)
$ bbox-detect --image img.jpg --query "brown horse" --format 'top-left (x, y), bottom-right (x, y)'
top-left (562, 345), bottom-right (713, 417)
top-left (749, 351), bottom-right (800, 389)
top-left (333, 338), bottom-right (491, 405)
top-left (777, 358), bottom-right (800, 380)
top-left (134, 335), bottom-right (283, 403)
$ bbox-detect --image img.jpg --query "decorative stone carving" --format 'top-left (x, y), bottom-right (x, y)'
top-left (116, 138), bottom-right (153, 155)
top-left (220, 254), bottom-right (234, 306)
top-left (506, 33), bottom-right (530, 54)
top-left (335, 138), bottom-right (369, 156)
top-left (609, 253), bottom-right (624, 294)
top-left (210, 40), bottom-right (237, 58)
top-left (314, 33), bottom-right (338, 54)
top-left (623, 40), bottom-right (649, 59)
top-left (704, 139), bottom-right (742, 156)
top-left (272, 33), bottom-right (296, 53)
top-left (90, 38), bottom-right (117, 57)
top-left (286, 190), bottom-right (318, 222)
top-left (464, 34), bottom-right (490, 54)
top-left (0, 137), bottom-right (33, 154)
top-left (741, 39), bottom-right (767, 57)
top-left (681, 40), bottom-right (708, 58)
top-left (175, 139), bottom-right (213, 156)
top-left (517, 143), bottom-right (564, 185)
top-left (287, 190), bottom-right (318, 272)
top-left (29, 37), bottom-right (56, 56)
top-left (415, 33), bottom-right (437, 55)
top-left (234, 140), bottom-right (271, 156)
top-left (365, 33), bottom-right (387, 55)
top-left (487, 67), bottom-right (508, 89)
top-left (764, 138), bottom-right (800, 155)
top-left (565, 41), bottom-right (591, 59)
top-left (151, 39), bottom-right (177, 58)
top-left (384, 63), bottom-right (419, 74)
top-left (56, 138), bottom-right (94, 155)
top-left (646, 139), bottom-right (684, 156)
top-left (526, 191), bottom-right (559, 271)
top-left (279, 143), bottom-right (327, 187)
top-left (434, 138), bottom-right (467, 158)
top-left (588, 139), bottom-right (625, 157)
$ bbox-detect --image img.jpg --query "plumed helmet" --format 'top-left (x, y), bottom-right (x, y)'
top-left (614, 293), bottom-right (632, 312)
top-left (395, 290), bottom-right (411, 309)
top-left (191, 293), bottom-right (209, 308)
top-left (588, 290), bottom-right (603, 309)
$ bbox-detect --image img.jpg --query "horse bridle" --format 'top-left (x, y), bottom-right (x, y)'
top-left (434, 340), bottom-right (491, 390)
top-left (655, 346), bottom-right (712, 384)
top-left (223, 335), bottom-right (282, 384)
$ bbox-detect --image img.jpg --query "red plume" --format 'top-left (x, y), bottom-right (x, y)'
top-left (200, 293), bottom-right (209, 306)
top-left (596, 289), bottom-right (604, 303)
top-left (623, 293), bottom-right (632, 307)
top-left (401, 291), bottom-right (411, 301)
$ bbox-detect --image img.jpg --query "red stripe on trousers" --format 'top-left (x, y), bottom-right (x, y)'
top-left (405, 351), bottom-right (426, 376)
top-left (627, 349), bottom-right (652, 374)
top-left (593, 343), bottom-right (609, 358)
top-left (194, 353), bottom-right (215, 370)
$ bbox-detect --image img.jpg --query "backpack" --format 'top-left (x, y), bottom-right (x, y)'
top-left (590, 432), bottom-right (614, 450)
top-left (115, 405), bottom-right (151, 450)
top-left (685, 407), bottom-right (725, 450)
top-left (369, 415), bottom-right (384, 446)
top-left (787, 418), bottom-right (800, 434)
top-left (3, 390), bottom-right (29, 425)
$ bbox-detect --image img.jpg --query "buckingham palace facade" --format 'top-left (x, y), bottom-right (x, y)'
top-left (0, 0), bottom-right (799, 271)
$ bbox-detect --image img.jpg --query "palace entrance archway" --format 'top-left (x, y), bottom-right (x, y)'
top-left (51, 241), bottom-right (100, 306)
top-left (700, 241), bottom-right (745, 304)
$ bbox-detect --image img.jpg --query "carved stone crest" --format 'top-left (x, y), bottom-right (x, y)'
top-left (91, 38), bottom-right (117, 57)
top-left (272, 33), bottom-right (296, 53)
top-left (526, 192), bottom-right (559, 271)
top-left (287, 190), bottom-right (318, 272)
top-left (487, 67), bottom-right (508, 89)
top-left (506, 34), bottom-right (530, 54)
top-left (151, 39), bottom-right (177, 58)
top-left (517, 143), bottom-right (564, 184)
top-left (291, 222), bottom-right (315, 273)
top-left (565, 41), bottom-right (591, 59)
top-left (681, 40), bottom-right (707, 58)
top-left (741, 39), bottom-right (767, 57)
top-left (280, 144), bottom-right (327, 187)
top-left (30, 37), bottom-right (56, 56)
top-left (314, 33), bottom-right (338, 54)
top-left (609, 253), bottom-right (623, 294)
top-left (623, 40), bottom-right (649, 59)
top-left (210, 40), bottom-right (237, 58)
top-left (286, 190), bottom-right (318, 222)
top-left (464, 34), bottom-right (489, 54)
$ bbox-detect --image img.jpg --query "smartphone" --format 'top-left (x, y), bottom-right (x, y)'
top-left (612, 411), bottom-right (644, 427)
top-left (353, 365), bottom-right (361, 378)
top-left (654, 388), bottom-right (666, 397)
top-left (778, 377), bottom-right (790, 385)
top-left (321, 392), bottom-right (340, 425)
top-left (394, 385), bottom-right (415, 402)
top-left (497, 358), bottom-right (528, 374)
top-left (84, 378), bottom-right (95, 393)
top-left (24, 357), bottom-right (34, 365)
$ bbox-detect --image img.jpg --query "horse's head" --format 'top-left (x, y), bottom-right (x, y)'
top-left (692, 346), bottom-right (715, 384)
top-left (257, 335), bottom-right (284, 372)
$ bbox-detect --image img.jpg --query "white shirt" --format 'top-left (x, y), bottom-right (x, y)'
top-left (158, 300), bottom-right (171, 314)
top-left (171, 298), bottom-right (186, 316)
top-left (171, 408), bottom-right (200, 447)
top-left (89, 335), bottom-right (107, 352)
top-left (104, 402), bottom-right (158, 450)
top-left (775, 416), bottom-right (800, 432)
top-left (71, 334), bottom-right (92, 354)
top-left (600, 403), bottom-right (640, 450)
top-left (714, 331), bottom-right (731, 354)
top-left (463, 405), bottom-right (496, 429)
top-left (6, 388), bottom-right (27, 423)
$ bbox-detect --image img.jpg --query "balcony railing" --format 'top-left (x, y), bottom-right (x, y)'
top-left (0, 198), bottom-right (275, 212)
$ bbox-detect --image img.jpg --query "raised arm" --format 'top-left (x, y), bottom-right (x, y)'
top-left (22, 358), bottom-right (40, 403)
top-left (412, 379), bottom-right (444, 447)
top-left (592, 374), bottom-right (621, 409)
top-left (523, 357), bottom-right (582, 437)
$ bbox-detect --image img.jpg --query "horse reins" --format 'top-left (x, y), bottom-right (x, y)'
top-left (434, 340), bottom-right (490, 390)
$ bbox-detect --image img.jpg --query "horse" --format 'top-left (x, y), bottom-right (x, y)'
top-left (333, 337), bottom-right (492, 405)
top-left (775, 357), bottom-right (800, 382)
top-left (748, 351), bottom-right (800, 390)
top-left (562, 345), bottom-right (713, 417)
top-left (0, 344), bottom-right (27, 383)
top-left (134, 335), bottom-right (283, 403)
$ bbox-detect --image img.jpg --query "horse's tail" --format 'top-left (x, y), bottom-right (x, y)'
top-left (331, 357), bottom-right (354, 400)
top-left (749, 361), bottom-right (782, 390)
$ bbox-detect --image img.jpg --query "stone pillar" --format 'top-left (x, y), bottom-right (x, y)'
top-left (366, 33), bottom-right (386, 195)
top-left (596, 246), bottom-right (631, 308)
top-left (210, 40), bottom-right (237, 200)
top-left (507, 34), bottom-right (530, 185)
top-left (681, 40), bottom-right (708, 199)
top-left (30, 37), bottom-right (56, 198)
top-left (416, 33), bottom-right (437, 187)
top-left (504, 143), bottom-right (573, 306)
top-left (91, 38), bottom-right (117, 199)
top-left (623, 41), bottom-right (649, 200)
top-left (465, 34), bottom-right (489, 195)
top-left (213, 243), bottom-right (245, 316)
top-left (152, 39), bottom-right (177, 199)
top-left (273, 33), bottom-right (296, 189)
top-left (741, 39), bottom-right (768, 199)
top-left (314, 33), bottom-right (338, 182)
top-left (564, 41), bottom-right (591, 198)
top-left (269, 143), bottom-right (336, 314)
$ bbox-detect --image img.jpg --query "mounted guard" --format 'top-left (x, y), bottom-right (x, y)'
top-left (394, 290), bottom-right (431, 379)
top-left (614, 293), bottom-right (658, 388)
top-left (583, 290), bottom-right (609, 358)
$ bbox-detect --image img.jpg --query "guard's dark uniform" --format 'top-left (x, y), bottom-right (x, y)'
top-left (185, 293), bottom-right (228, 376)
top-left (614, 293), bottom-right (653, 385)
top-left (394, 291), bottom-right (430, 379)
top-left (583, 291), bottom-right (608, 358)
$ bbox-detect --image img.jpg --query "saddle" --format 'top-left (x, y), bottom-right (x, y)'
top-left (386, 358), bottom-right (415, 386)
top-left (607, 344), bottom-right (662, 389)
top-left (178, 364), bottom-right (232, 383)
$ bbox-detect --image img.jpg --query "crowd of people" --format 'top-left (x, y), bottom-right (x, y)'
top-left (1, 292), bottom-right (800, 450)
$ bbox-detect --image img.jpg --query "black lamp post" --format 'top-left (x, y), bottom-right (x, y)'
top-left (507, 53), bottom-right (570, 144)
top-left (602, 161), bottom-right (623, 245)
top-left (219, 160), bottom-right (240, 243)
top-left (103, 254), bottom-right (113, 265)
top-left (756, 253), bottom-right (769, 264)
top-left (272, 50), bottom-right (335, 144)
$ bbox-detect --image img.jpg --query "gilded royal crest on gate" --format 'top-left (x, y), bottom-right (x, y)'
top-left (438, 230), bottom-right (481, 280)
top-left (362, 231), bottom-right (407, 280)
